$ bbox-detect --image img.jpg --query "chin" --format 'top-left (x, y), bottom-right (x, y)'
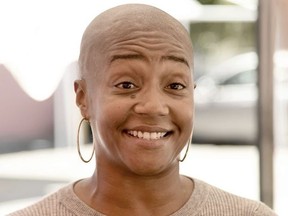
top-left (126, 158), bottom-right (177, 177)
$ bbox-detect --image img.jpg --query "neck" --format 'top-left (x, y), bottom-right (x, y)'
top-left (77, 160), bottom-right (193, 216)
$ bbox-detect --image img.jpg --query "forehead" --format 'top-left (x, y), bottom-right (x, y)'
top-left (79, 4), bottom-right (193, 76)
top-left (106, 30), bottom-right (191, 66)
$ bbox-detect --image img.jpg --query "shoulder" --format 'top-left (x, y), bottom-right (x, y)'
top-left (194, 179), bottom-right (277, 216)
top-left (176, 178), bottom-right (277, 216)
top-left (8, 183), bottom-right (72, 216)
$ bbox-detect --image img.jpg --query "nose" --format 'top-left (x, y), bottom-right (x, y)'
top-left (133, 88), bottom-right (169, 116)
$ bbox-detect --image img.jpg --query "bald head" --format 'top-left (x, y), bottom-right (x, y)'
top-left (78, 4), bottom-right (193, 78)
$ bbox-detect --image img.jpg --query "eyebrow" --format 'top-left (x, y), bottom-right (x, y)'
top-left (110, 54), bottom-right (145, 63)
top-left (110, 54), bottom-right (189, 68)
top-left (161, 55), bottom-right (189, 68)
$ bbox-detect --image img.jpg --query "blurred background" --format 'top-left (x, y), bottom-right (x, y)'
top-left (0, 0), bottom-right (287, 215)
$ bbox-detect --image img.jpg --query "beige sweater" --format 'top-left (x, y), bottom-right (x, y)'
top-left (9, 178), bottom-right (277, 216)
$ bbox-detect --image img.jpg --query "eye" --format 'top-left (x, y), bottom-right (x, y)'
top-left (166, 83), bottom-right (186, 90)
top-left (115, 81), bottom-right (137, 89)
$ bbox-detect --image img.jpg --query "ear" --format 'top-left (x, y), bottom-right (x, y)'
top-left (74, 80), bottom-right (89, 119)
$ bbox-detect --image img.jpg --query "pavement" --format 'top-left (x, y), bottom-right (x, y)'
top-left (0, 144), bottom-right (287, 215)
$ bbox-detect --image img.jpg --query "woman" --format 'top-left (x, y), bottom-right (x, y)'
top-left (10, 4), bottom-right (276, 216)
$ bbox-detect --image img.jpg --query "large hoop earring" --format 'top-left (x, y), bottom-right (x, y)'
top-left (77, 118), bottom-right (95, 163)
top-left (178, 137), bottom-right (191, 162)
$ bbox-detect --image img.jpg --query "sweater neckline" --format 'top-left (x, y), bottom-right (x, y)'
top-left (59, 177), bottom-right (210, 216)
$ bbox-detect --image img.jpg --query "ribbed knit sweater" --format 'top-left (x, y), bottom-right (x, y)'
top-left (9, 178), bottom-right (277, 216)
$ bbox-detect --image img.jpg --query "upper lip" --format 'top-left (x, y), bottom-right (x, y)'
top-left (124, 125), bottom-right (171, 133)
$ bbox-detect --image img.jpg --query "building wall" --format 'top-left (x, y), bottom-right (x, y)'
top-left (0, 65), bottom-right (54, 153)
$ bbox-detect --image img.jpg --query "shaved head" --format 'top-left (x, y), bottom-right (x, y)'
top-left (78, 4), bottom-right (193, 79)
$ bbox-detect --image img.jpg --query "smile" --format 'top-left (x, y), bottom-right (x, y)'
top-left (127, 130), bottom-right (168, 140)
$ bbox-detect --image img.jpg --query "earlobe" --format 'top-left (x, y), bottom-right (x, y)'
top-left (74, 80), bottom-right (89, 119)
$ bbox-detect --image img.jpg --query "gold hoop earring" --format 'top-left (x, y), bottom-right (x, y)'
top-left (179, 137), bottom-right (191, 162)
top-left (77, 118), bottom-right (94, 163)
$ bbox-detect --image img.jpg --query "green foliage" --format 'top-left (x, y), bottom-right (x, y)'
top-left (189, 22), bottom-right (257, 76)
top-left (197, 0), bottom-right (216, 4)
top-left (190, 22), bottom-right (256, 54)
top-left (196, 0), bottom-right (232, 5)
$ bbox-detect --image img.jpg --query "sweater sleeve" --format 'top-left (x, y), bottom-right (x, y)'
top-left (254, 202), bottom-right (278, 216)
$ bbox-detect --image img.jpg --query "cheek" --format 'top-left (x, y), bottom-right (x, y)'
top-left (90, 102), bottom-right (124, 158)
top-left (175, 99), bottom-right (194, 128)
top-left (97, 99), bottom-right (128, 122)
top-left (92, 98), bottom-right (129, 139)
top-left (175, 101), bottom-right (194, 154)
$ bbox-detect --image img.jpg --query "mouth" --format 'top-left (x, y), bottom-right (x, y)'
top-left (126, 130), bottom-right (172, 140)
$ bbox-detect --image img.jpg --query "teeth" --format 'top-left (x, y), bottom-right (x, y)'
top-left (127, 131), bottom-right (167, 140)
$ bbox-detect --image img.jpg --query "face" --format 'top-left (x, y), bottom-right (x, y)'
top-left (77, 29), bottom-right (194, 176)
